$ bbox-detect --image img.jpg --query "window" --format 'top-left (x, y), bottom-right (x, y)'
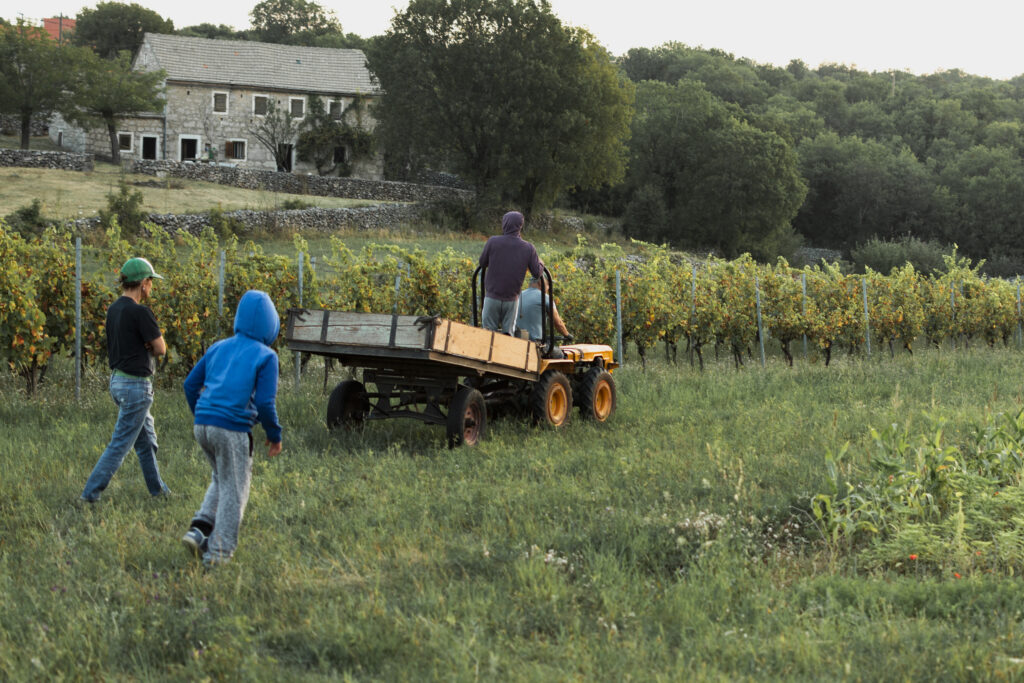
top-left (213, 92), bottom-right (228, 114)
top-left (329, 100), bottom-right (344, 120)
top-left (117, 132), bottom-right (133, 152)
top-left (289, 97), bottom-right (305, 118)
top-left (333, 146), bottom-right (347, 164)
top-left (224, 139), bottom-right (247, 160)
top-left (253, 95), bottom-right (269, 116)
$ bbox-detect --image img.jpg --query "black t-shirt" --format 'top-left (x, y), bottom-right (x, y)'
top-left (106, 296), bottom-right (162, 377)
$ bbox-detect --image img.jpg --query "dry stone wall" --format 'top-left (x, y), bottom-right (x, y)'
top-left (66, 204), bottom-right (427, 236)
top-left (0, 149), bottom-right (94, 171)
top-left (130, 160), bottom-right (473, 203)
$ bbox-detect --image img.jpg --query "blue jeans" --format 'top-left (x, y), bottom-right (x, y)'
top-left (81, 375), bottom-right (169, 501)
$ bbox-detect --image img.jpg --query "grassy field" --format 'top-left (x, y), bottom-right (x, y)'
top-left (0, 136), bottom-right (386, 222)
top-left (4, 347), bottom-right (1024, 679)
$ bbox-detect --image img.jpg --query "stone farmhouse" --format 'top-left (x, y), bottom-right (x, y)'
top-left (50, 33), bottom-right (384, 178)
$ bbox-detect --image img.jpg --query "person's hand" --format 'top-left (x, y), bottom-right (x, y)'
top-left (564, 333), bottom-right (574, 343)
top-left (267, 440), bottom-right (282, 458)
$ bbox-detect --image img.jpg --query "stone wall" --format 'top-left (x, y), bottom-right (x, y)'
top-left (130, 159), bottom-right (474, 203)
top-left (0, 149), bottom-right (94, 171)
top-left (0, 114), bottom-right (48, 137)
top-left (66, 203), bottom-right (428, 235)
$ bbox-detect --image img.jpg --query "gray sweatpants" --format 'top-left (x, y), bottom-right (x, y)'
top-left (193, 424), bottom-right (253, 564)
top-left (481, 296), bottom-right (520, 335)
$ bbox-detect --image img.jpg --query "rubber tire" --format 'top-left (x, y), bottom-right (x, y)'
top-left (447, 387), bottom-right (486, 448)
top-left (326, 380), bottom-right (369, 429)
top-left (530, 370), bottom-right (573, 427)
top-left (577, 368), bottom-right (616, 422)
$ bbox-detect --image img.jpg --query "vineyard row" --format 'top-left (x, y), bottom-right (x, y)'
top-left (1, 222), bottom-right (1020, 393)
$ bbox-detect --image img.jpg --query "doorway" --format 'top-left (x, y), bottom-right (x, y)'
top-left (179, 136), bottom-right (199, 161)
top-left (277, 143), bottom-right (294, 172)
top-left (142, 136), bottom-right (158, 160)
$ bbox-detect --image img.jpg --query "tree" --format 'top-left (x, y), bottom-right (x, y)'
top-left (297, 96), bottom-right (374, 176)
top-left (74, 2), bottom-right (174, 58)
top-left (369, 0), bottom-right (633, 217)
top-left (61, 50), bottom-right (165, 162)
top-left (249, 0), bottom-right (343, 45)
top-left (0, 20), bottom-right (78, 149)
top-left (248, 98), bottom-right (303, 171)
top-left (177, 23), bottom-right (249, 41)
top-left (623, 80), bottom-right (806, 259)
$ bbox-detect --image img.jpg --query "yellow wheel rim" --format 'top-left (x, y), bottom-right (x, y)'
top-left (549, 385), bottom-right (568, 425)
top-left (593, 381), bottom-right (613, 421)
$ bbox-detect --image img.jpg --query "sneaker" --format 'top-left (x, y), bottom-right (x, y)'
top-left (181, 527), bottom-right (206, 557)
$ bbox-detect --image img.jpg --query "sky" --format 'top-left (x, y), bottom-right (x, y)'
top-left (4, 0), bottom-right (1023, 80)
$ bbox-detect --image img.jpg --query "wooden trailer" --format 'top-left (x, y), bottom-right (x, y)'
top-left (285, 309), bottom-right (617, 447)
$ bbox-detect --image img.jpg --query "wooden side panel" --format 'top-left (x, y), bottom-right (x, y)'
top-left (444, 321), bottom-right (495, 360)
top-left (288, 310), bottom-right (324, 342)
top-left (440, 320), bottom-right (539, 374)
top-left (290, 311), bottom-right (427, 349)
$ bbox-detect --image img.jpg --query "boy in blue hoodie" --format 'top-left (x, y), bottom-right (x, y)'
top-left (181, 290), bottom-right (283, 566)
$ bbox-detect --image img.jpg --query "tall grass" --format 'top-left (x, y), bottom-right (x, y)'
top-left (3, 348), bottom-right (1024, 679)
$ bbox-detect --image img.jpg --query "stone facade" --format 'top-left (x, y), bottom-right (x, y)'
top-left (0, 149), bottom-right (94, 171)
top-left (50, 34), bottom-right (384, 178)
top-left (130, 160), bottom-right (474, 203)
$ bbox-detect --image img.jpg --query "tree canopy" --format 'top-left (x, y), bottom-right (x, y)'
top-left (249, 0), bottom-right (342, 45)
top-left (73, 2), bottom-right (174, 58)
top-left (368, 0), bottom-right (634, 217)
top-left (0, 20), bottom-right (78, 148)
top-left (61, 50), bottom-right (165, 162)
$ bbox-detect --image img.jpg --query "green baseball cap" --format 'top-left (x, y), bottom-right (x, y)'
top-left (120, 257), bottom-right (163, 283)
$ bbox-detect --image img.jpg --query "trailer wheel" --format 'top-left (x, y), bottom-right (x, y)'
top-left (577, 368), bottom-right (616, 422)
top-left (327, 380), bottom-right (369, 429)
top-left (447, 387), bottom-right (486, 448)
top-left (531, 370), bottom-right (572, 427)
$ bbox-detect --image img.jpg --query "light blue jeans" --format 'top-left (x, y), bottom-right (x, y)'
top-left (80, 375), bottom-right (169, 501)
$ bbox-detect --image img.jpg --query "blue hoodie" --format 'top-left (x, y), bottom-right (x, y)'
top-left (184, 290), bottom-right (282, 443)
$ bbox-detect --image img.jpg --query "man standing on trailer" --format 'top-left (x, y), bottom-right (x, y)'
top-left (478, 211), bottom-right (543, 335)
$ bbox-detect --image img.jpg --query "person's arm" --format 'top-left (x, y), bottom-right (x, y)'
top-left (147, 335), bottom-right (167, 357)
top-left (254, 353), bottom-right (283, 453)
top-left (139, 306), bottom-right (166, 356)
top-left (528, 246), bottom-right (543, 279)
top-left (478, 240), bottom-right (491, 267)
top-left (183, 353), bottom-right (208, 414)
top-left (552, 302), bottom-right (570, 337)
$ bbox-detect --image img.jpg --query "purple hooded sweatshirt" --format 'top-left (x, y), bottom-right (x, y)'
top-left (478, 211), bottom-right (543, 302)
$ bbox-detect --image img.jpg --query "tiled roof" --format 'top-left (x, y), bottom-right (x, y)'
top-left (139, 33), bottom-right (380, 95)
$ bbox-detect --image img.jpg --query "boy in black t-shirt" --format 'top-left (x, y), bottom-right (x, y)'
top-left (80, 258), bottom-right (172, 503)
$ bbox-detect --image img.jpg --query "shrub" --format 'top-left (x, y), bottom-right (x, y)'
top-left (3, 199), bottom-right (51, 237)
top-left (98, 178), bottom-right (147, 236)
top-left (279, 198), bottom-right (313, 211)
top-left (850, 236), bottom-right (948, 276)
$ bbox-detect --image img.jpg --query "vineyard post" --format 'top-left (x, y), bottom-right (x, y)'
top-left (950, 286), bottom-right (956, 350)
top-left (959, 282), bottom-right (965, 349)
top-left (1017, 277), bottom-right (1021, 349)
top-left (801, 273), bottom-right (808, 360)
top-left (217, 250), bottom-right (225, 328)
top-left (755, 275), bottom-right (766, 367)
top-left (294, 252), bottom-right (303, 391)
top-left (75, 237), bottom-right (82, 403)
top-left (615, 270), bottom-right (623, 365)
top-left (862, 277), bottom-right (871, 358)
top-left (689, 264), bottom-right (696, 365)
